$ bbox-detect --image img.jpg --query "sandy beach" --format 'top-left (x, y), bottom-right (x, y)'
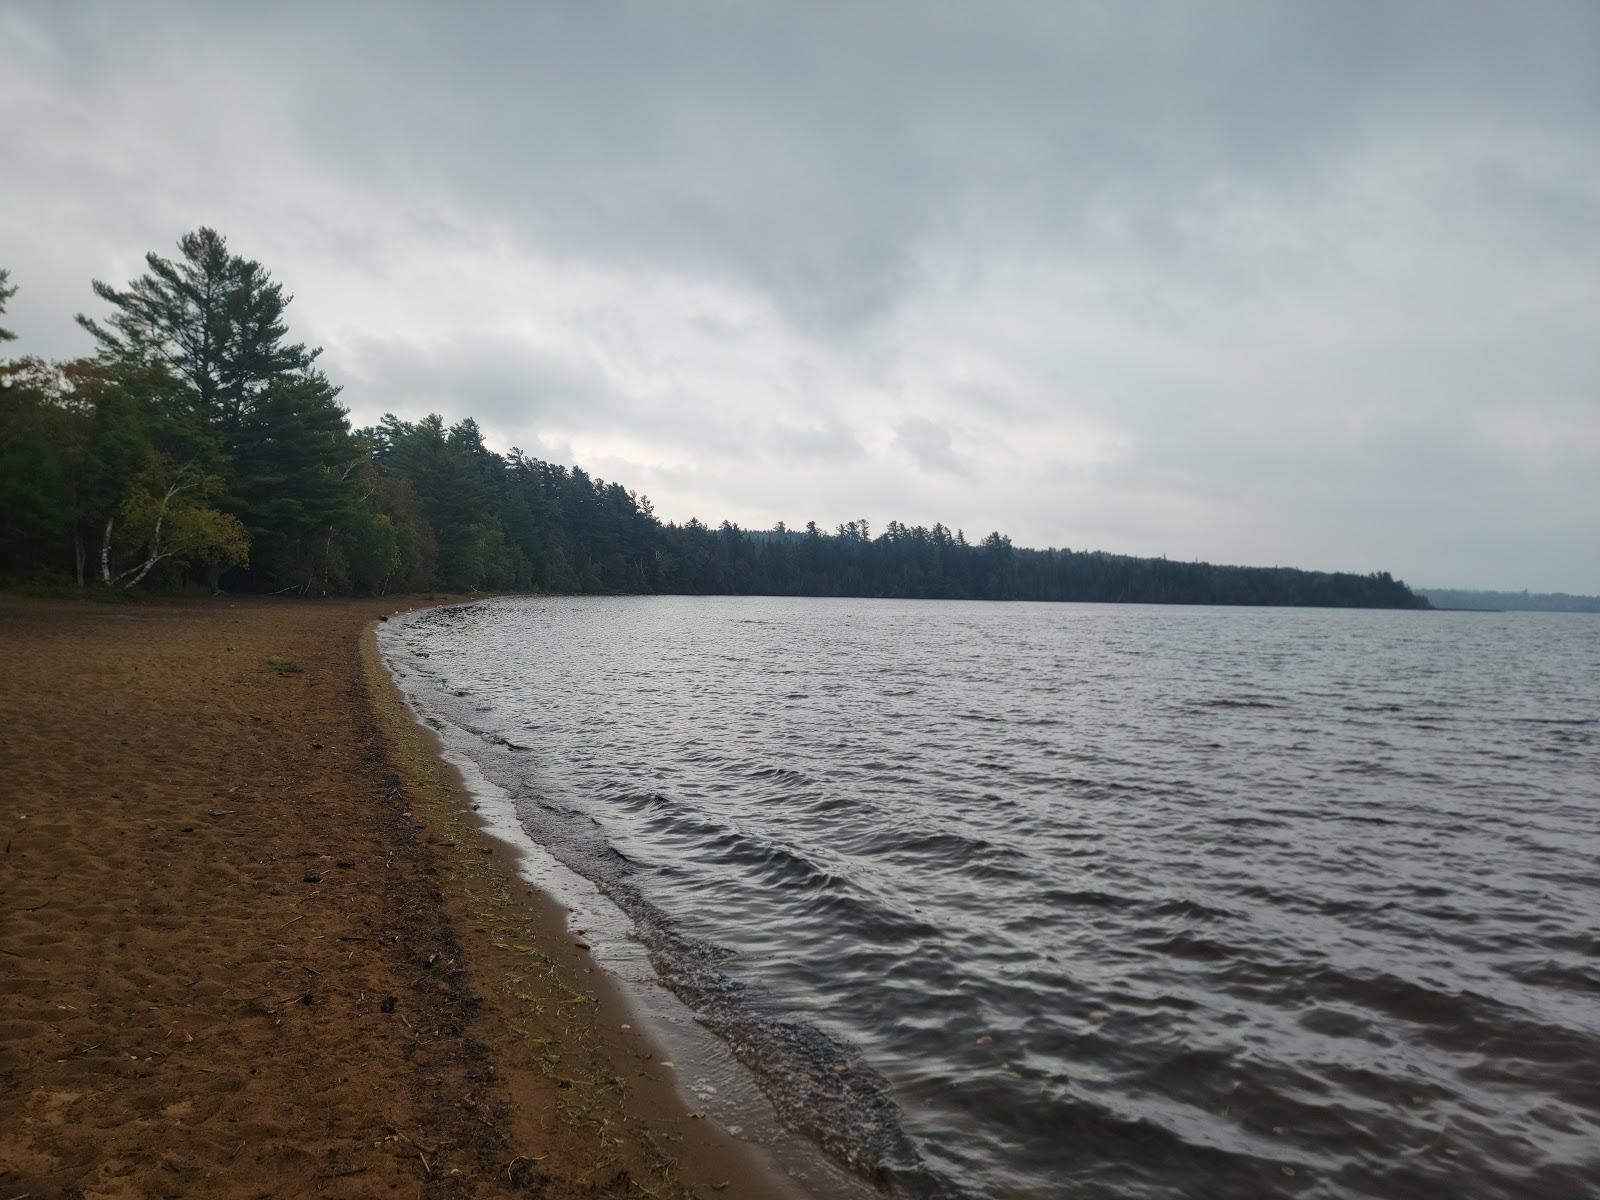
top-left (0, 596), bottom-right (799, 1200)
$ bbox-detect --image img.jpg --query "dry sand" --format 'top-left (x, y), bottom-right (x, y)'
top-left (0, 595), bottom-right (809, 1200)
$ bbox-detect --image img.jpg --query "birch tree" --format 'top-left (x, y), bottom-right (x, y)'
top-left (102, 461), bottom-right (248, 589)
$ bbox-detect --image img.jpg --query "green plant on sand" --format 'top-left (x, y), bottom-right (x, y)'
top-left (267, 656), bottom-right (303, 675)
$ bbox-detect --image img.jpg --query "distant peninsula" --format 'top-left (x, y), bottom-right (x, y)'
top-left (1417, 588), bottom-right (1600, 613)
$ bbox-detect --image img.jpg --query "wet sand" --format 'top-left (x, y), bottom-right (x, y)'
top-left (0, 595), bottom-right (803, 1200)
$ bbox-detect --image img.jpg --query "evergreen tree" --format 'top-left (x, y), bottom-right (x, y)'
top-left (74, 228), bottom-right (351, 590)
top-left (0, 268), bottom-right (16, 342)
top-left (76, 228), bottom-right (316, 447)
top-left (0, 359), bottom-right (77, 577)
top-left (228, 371), bottom-right (361, 591)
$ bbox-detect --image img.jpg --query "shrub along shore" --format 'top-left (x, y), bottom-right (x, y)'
top-left (0, 595), bottom-right (805, 1200)
top-left (0, 234), bottom-right (1426, 608)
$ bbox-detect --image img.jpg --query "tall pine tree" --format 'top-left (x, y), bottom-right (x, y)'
top-left (76, 229), bottom-right (357, 590)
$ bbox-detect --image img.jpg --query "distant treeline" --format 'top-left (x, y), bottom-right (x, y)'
top-left (1419, 588), bottom-right (1600, 613)
top-left (0, 230), bottom-right (1427, 609)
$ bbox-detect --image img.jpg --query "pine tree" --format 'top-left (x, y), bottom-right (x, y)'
top-left (76, 229), bottom-right (346, 589)
top-left (76, 228), bottom-right (317, 456)
top-left (0, 268), bottom-right (16, 342)
top-left (227, 371), bottom-right (361, 590)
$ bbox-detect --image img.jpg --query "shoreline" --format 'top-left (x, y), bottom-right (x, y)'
top-left (373, 606), bottom-right (878, 1200)
top-left (0, 595), bottom-right (831, 1199)
top-left (365, 607), bottom-right (848, 1200)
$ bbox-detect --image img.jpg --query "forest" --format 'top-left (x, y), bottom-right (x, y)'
top-left (0, 230), bottom-right (1428, 609)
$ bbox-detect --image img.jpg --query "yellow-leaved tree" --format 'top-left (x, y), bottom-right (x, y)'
top-left (102, 460), bottom-right (249, 589)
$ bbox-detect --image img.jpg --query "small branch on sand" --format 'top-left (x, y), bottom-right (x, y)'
top-left (385, 1127), bottom-right (438, 1178)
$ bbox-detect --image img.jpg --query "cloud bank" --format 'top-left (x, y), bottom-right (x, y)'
top-left (3, 1), bottom-right (1596, 590)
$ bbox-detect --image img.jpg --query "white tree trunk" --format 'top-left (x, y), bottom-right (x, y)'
top-left (100, 515), bottom-right (115, 586)
top-left (119, 549), bottom-right (174, 590)
top-left (113, 477), bottom-right (185, 589)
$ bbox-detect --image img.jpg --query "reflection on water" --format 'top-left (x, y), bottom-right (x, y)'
top-left (385, 596), bottom-right (1600, 1199)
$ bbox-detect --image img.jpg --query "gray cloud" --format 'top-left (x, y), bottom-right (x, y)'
top-left (769, 423), bottom-right (865, 464)
top-left (335, 335), bottom-right (622, 430)
top-left (894, 416), bottom-right (969, 477)
top-left (2, 0), bottom-right (1596, 589)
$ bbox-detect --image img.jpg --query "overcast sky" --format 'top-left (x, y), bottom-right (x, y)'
top-left (3, 2), bottom-right (1596, 591)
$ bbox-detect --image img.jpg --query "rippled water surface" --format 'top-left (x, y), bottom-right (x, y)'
top-left (384, 597), bottom-right (1600, 1199)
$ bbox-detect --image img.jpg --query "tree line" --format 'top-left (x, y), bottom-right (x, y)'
top-left (0, 230), bottom-right (1428, 609)
top-left (1419, 588), bottom-right (1599, 613)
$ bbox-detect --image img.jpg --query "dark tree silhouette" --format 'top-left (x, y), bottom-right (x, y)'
top-left (1, 230), bottom-right (1431, 609)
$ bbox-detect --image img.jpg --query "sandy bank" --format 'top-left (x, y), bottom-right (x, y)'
top-left (0, 595), bottom-right (807, 1199)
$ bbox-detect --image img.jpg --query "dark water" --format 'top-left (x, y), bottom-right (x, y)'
top-left (383, 597), bottom-right (1600, 1199)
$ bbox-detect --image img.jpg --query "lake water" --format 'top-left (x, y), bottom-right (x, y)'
top-left (381, 596), bottom-right (1600, 1199)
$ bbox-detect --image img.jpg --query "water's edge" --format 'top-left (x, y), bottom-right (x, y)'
top-left (375, 603), bottom-right (877, 1200)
